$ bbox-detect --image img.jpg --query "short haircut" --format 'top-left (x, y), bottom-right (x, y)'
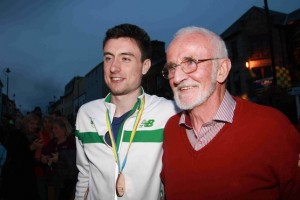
top-left (103, 23), bottom-right (152, 61)
top-left (173, 26), bottom-right (228, 58)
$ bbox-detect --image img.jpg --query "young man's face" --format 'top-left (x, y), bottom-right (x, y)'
top-left (103, 37), bottom-right (150, 96)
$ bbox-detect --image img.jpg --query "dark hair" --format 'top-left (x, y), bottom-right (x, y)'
top-left (103, 23), bottom-right (152, 61)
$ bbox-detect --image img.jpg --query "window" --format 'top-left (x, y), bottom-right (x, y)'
top-left (250, 35), bottom-right (270, 59)
top-left (252, 66), bottom-right (273, 79)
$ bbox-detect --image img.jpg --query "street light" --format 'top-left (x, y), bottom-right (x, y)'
top-left (3, 67), bottom-right (11, 97)
top-left (245, 61), bottom-right (250, 69)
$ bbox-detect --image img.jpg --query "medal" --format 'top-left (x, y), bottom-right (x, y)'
top-left (116, 173), bottom-right (125, 197)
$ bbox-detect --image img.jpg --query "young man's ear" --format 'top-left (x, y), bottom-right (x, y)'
top-left (142, 59), bottom-right (151, 75)
top-left (216, 59), bottom-right (231, 83)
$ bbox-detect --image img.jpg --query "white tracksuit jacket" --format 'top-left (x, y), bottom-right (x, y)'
top-left (75, 92), bottom-right (179, 200)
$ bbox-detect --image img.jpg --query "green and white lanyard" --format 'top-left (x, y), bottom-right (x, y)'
top-left (105, 96), bottom-right (145, 174)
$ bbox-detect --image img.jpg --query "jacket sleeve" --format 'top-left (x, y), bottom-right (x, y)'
top-left (74, 107), bottom-right (90, 200)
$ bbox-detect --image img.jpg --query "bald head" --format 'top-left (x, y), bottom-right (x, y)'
top-left (167, 26), bottom-right (228, 59)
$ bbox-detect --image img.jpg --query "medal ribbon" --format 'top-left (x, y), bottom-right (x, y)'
top-left (105, 96), bottom-right (145, 173)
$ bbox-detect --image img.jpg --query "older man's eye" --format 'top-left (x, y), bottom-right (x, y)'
top-left (183, 58), bottom-right (196, 66)
top-left (167, 65), bottom-right (176, 71)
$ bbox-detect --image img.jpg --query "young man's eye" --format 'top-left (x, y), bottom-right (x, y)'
top-left (104, 56), bottom-right (112, 62)
top-left (122, 57), bottom-right (131, 62)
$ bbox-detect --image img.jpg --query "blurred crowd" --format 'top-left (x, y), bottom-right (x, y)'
top-left (0, 107), bottom-right (78, 200)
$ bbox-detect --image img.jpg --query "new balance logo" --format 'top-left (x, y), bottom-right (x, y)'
top-left (140, 119), bottom-right (155, 127)
top-left (90, 118), bottom-right (95, 128)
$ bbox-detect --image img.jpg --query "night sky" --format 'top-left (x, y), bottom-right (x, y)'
top-left (0, 0), bottom-right (299, 114)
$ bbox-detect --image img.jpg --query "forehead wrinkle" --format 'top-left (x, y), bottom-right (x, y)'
top-left (168, 33), bottom-right (213, 58)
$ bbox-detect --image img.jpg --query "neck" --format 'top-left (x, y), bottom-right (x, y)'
top-left (111, 88), bottom-right (142, 117)
top-left (188, 86), bottom-right (226, 133)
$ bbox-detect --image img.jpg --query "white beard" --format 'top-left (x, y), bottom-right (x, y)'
top-left (173, 65), bottom-right (218, 110)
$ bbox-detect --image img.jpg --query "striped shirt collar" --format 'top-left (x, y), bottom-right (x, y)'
top-left (179, 90), bottom-right (236, 128)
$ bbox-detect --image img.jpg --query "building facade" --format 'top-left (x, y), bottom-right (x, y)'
top-left (221, 6), bottom-right (300, 123)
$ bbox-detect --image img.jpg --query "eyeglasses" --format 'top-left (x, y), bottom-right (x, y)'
top-left (162, 58), bottom-right (220, 79)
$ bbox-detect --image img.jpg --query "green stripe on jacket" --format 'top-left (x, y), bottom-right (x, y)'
top-left (75, 129), bottom-right (163, 144)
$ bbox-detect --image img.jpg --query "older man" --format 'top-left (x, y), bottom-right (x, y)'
top-left (161, 26), bottom-right (300, 200)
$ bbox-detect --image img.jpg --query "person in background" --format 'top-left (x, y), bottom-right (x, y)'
top-left (36, 115), bottom-right (54, 161)
top-left (2, 113), bottom-right (42, 200)
top-left (35, 115), bottom-right (54, 200)
top-left (32, 106), bottom-right (43, 121)
top-left (74, 23), bottom-right (179, 200)
top-left (160, 26), bottom-right (300, 200)
top-left (0, 112), bottom-right (23, 199)
top-left (41, 116), bottom-right (77, 200)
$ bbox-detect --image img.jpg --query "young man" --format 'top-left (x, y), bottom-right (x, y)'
top-left (161, 26), bottom-right (300, 199)
top-left (75, 23), bottom-right (178, 200)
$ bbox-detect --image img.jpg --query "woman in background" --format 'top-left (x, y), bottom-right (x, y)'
top-left (41, 116), bottom-right (77, 200)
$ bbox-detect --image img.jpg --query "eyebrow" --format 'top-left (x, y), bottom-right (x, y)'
top-left (182, 56), bottom-right (195, 60)
top-left (103, 52), bottom-right (136, 58)
top-left (166, 56), bottom-right (194, 65)
top-left (103, 52), bottom-right (113, 56)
